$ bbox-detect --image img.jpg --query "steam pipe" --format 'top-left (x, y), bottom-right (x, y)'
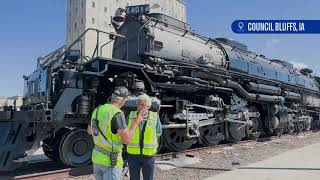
top-left (225, 80), bottom-right (285, 103)
top-left (247, 82), bottom-right (281, 95)
top-left (176, 76), bottom-right (210, 84)
top-left (162, 124), bottom-right (187, 129)
top-left (282, 91), bottom-right (301, 100)
top-left (192, 71), bottom-right (284, 103)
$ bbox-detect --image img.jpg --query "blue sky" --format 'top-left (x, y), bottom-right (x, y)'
top-left (0, 0), bottom-right (319, 97)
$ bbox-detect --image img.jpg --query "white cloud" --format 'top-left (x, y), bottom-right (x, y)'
top-left (289, 61), bottom-right (309, 70)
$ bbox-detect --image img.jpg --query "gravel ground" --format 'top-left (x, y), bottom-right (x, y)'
top-left (60, 130), bottom-right (320, 180)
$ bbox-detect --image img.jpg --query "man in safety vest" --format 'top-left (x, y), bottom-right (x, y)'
top-left (127, 94), bottom-right (162, 180)
top-left (87, 86), bottom-right (147, 180)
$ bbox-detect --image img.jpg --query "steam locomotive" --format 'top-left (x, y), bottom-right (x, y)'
top-left (1, 5), bottom-right (320, 171)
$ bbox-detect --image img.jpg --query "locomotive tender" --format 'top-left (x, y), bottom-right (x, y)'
top-left (1, 5), bottom-right (320, 171)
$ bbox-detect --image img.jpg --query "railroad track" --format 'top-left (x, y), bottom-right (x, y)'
top-left (3, 132), bottom-right (309, 180)
top-left (12, 165), bottom-right (92, 180)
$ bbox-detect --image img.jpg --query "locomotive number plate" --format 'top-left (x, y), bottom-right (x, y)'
top-left (125, 4), bottom-right (150, 15)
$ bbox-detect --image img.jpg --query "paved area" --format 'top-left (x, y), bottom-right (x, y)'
top-left (29, 148), bottom-right (49, 162)
top-left (204, 142), bottom-right (320, 180)
top-left (157, 156), bottom-right (203, 170)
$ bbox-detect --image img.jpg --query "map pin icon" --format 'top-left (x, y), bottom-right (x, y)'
top-left (238, 21), bottom-right (244, 30)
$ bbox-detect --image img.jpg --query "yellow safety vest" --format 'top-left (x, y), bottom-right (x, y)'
top-left (91, 104), bottom-right (124, 167)
top-left (127, 111), bottom-right (158, 156)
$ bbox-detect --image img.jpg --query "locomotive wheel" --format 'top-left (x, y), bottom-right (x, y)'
top-left (304, 121), bottom-right (311, 131)
top-left (42, 128), bottom-right (70, 161)
top-left (43, 137), bottom-right (61, 161)
top-left (162, 128), bottom-right (195, 152)
top-left (59, 129), bottom-right (94, 167)
top-left (296, 122), bottom-right (304, 133)
top-left (228, 122), bottom-right (246, 143)
top-left (200, 123), bottom-right (224, 146)
top-left (274, 128), bottom-right (284, 137)
top-left (245, 106), bottom-right (262, 139)
top-left (285, 122), bottom-right (295, 134)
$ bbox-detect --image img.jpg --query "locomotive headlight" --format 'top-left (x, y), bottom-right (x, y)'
top-left (113, 8), bottom-right (126, 23)
top-left (112, 8), bottom-right (126, 29)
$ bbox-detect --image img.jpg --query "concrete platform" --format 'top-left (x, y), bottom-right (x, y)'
top-left (29, 148), bottom-right (49, 162)
top-left (204, 142), bottom-right (320, 180)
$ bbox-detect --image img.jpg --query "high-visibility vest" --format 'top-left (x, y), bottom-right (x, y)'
top-left (91, 104), bottom-right (124, 167)
top-left (127, 111), bottom-right (158, 156)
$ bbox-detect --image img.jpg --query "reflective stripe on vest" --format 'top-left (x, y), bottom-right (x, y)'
top-left (127, 111), bottom-right (158, 156)
top-left (91, 104), bottom-right (124, 167)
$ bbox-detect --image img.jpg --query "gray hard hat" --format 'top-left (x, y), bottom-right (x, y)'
top-left (113, 86), bottom-right (129, 98)
top-left (133, 81), bottom-right (145, 91)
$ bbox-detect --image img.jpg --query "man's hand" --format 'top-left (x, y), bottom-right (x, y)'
top-left (87, 125), bottom-right (92, 135)
top-left (135, 106), bottom-right (148, 124)
top-left (118, 107), bottom-right (148, 145)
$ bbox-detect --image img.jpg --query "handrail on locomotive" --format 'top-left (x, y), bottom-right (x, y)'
top-left (44, 28), bottom-right (129, 109)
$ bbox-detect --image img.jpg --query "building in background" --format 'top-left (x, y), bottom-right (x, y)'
top-left (0, 96), bottom-right (23, 111)
top-left (66, 0), bottom-right (186, 59)
top-left (0, 97), bottom-right (6, 111)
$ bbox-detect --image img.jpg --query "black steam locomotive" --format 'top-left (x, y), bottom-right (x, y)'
top-left (1, 6), bottom-right (320, 171)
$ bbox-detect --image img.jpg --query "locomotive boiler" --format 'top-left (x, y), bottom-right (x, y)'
top-left (1, 5), bottom-right (320, 171)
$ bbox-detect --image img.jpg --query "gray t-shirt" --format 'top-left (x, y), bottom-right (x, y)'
top-left (111, 112), bottom-right (127, 134)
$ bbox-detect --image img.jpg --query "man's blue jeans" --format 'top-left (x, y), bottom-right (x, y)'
top-left (127, 154), bottom-right (156, 180)
top-left (93, 164), bottom-right (122, 180)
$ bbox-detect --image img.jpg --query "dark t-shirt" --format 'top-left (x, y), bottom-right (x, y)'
top-left (111, 112), bottom-right (127, 134)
